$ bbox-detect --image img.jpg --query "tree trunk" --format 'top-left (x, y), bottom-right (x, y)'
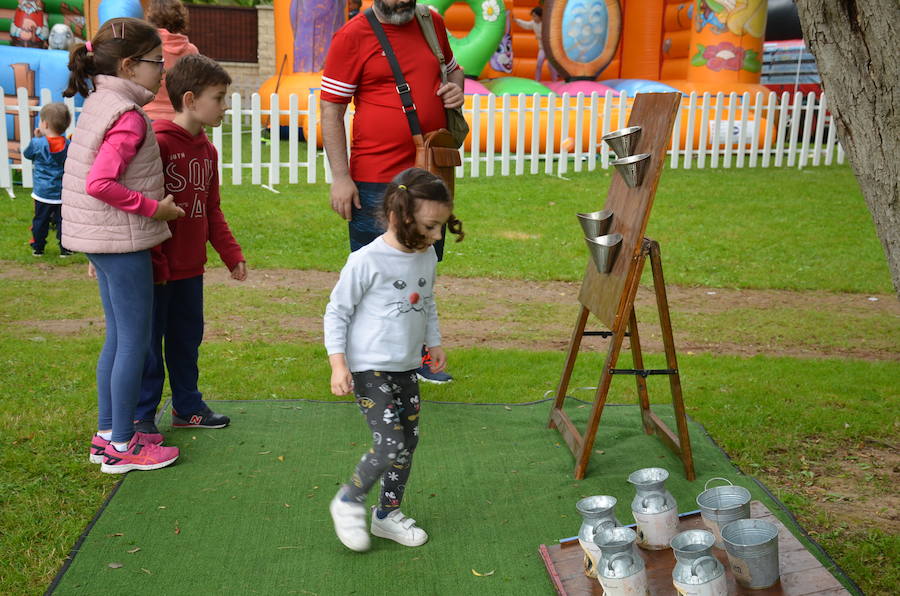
top-left (795, 0), bottom-right (900, 296)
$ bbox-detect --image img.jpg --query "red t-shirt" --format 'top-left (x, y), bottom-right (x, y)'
top-left (321, 12), bottom-right (459, 183)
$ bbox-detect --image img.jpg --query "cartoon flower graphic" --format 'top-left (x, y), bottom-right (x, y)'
top-left (691, 41), bottom-right (760, 73)
top-left (388, 471), bottom-right (399, 481)
top-left (482, 0), bottom-right (500, 22)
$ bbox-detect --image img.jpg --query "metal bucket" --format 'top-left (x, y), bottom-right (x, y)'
top-left (721, 519), bottom-right (780, 589)
top-left (584, 233), bottom-right (623, 274)
top-left (576, 209), bottom-right (613, 238)
top-left (611, 152), bottom-right (651, 187)
top-left (601, 125), bottom-right (642, 157)
top-left (696, 478), bottom-right (751, 549)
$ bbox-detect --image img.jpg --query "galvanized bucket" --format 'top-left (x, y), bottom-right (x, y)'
top-left (696, 477), bottom-right (751, 549)
top-left (722, 519), bottom-right (780, 589)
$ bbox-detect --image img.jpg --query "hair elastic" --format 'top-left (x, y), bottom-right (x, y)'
top-left (398, 184), bottom-right (407, 190)
top-left (85, 41), bottom-right (93, 53)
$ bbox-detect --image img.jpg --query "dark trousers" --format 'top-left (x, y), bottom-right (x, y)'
top-left (31, 200), bottom-right (61, 251)
top-left (351, 181), bottom-right (445, 260)
top-left (135, 275), bottom-right (207, 422)
top-left (343, 370), bottom-right (421, 512)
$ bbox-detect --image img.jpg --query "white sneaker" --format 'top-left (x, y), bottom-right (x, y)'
top-left (370, 508), bottom-right (429, 547)
top-left (329, 489), bottom-right (370, 552)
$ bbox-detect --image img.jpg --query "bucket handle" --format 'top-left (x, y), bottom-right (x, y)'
top-left (641, 491), bottom-right (668, 509)
top-left (704, 477), bottom-right (733, 491)
top-left (606, 551), bottom-right (633, 573)
top-left (691, 555), bottom-right (718, 577)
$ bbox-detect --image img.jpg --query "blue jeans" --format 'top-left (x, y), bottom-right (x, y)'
top-left (135, 275), bottom-right (207, 422)
top-left (350, 181), bottom-right (445, 260)
top-left (88, 251), bottom-right (153, 443)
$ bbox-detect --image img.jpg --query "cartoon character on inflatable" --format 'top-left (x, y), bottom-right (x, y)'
top-left (10, 0), bottom-right (50, 48)
top-left (48, 23), bottom-right (75, 50)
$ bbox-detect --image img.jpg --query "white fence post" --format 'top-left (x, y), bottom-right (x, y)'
top-left (305, 92), bottom-right (317, 184)
top-left (470, 94), bottom-right (481, 177)
top-left (230, 93), bottom-right (242, 185)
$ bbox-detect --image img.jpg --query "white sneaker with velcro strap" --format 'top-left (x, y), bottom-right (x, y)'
top-left (329, 489), bottom-right (371, 552)
top-left (370, 508), bottom-right (429, 547)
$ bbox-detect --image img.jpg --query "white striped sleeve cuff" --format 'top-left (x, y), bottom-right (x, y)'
top-left (445, 57), bottom-right (460, 74)
top-left (321, 76), bottom-right (357, 99)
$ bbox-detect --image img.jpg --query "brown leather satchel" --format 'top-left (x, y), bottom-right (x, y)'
top-left (414, 129), bottom-right (462, 197)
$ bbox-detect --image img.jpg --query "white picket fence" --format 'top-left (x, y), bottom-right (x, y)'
top-left (1, 88), bottom-right (843, 192)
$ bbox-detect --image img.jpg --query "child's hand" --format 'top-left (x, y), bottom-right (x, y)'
top-left (329, 354), bottom-right (353, 396)
top-left (230, 261), bottom-right (248, 281)
top-left (152, 195), bottom-right (185, 221)
top-left (33, 127), bottom-right (43, 138)
top-left (426, 346), bottom-right (446, 373)
top-left (87, 261), bottom-right (96, 279)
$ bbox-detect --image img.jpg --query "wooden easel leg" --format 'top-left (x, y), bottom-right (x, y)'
top-left (574, 325), bottom-right (627, 479)
top-left (627, 308), bottom-right (654, 436)
top-left (549, 306), bottom-right (590, 424)
top-left (649, 240), bottom-right (695, 481)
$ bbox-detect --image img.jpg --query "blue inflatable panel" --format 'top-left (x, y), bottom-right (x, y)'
top-left (604, 79), bottom-right (683, 97)
top-left (0, 46), bottom-right (83, 139)
top-left (98, 0), bottom-right (144, 24)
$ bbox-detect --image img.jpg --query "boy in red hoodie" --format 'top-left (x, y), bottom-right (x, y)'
top-left (136, 54), bottom-right (247, 438)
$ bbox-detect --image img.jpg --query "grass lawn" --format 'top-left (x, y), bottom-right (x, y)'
top-left (1, 164), bottom-right (897, 595)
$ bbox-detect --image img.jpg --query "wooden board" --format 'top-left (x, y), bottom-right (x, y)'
top-left (578, 93), bottom-right (680, 331)
top-left (539, 501), bottom-right (849, 596)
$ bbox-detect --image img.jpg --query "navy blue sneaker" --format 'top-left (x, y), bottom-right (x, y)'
top-left (172, 406), bottom-right (230, 429)
top-left (417, 350), bottom-right (453, 384)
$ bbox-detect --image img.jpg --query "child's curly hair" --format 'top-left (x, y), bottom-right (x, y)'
top-left (380, 168), bottom-right (464, 251)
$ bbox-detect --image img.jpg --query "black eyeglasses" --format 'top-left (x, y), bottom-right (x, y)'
top-left (136, 58), bottom-right (165, 69)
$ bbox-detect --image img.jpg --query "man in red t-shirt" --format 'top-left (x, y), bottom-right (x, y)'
top-left (321, 0), bottom-right (464, 384)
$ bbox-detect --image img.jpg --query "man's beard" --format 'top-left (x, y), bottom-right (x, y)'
top-left (373, 0), bottom-right (416, 25)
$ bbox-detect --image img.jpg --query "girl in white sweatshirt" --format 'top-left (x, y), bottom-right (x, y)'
top-left (323, 167), bottom-right (464, 552)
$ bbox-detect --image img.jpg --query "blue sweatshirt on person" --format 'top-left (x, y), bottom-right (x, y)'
top-left (24, 135), bottom-right (69, 204)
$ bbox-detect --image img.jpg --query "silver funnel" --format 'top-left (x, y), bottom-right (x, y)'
top-left (576, 209), bottom-right (613, 238)
top-left (584, 233), bottom-right (623, 274)
top-left (611, 152), bottom-right (652, 188)
top-left (602, 126), bottom-right (642, 157)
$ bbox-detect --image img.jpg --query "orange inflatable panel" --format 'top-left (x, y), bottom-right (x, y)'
top-left (663, 2), bottom-right (692, 31)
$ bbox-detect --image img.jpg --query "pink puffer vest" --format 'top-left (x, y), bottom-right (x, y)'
top-left (61, 75), bottom-right (171, 253)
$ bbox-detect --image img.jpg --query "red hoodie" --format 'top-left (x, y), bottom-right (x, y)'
top-left (151, 119), bottom-right (244, 282)
top-left (144, 29), bottom-right (199, 121)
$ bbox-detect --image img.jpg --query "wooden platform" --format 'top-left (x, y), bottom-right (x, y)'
top-left (539, 501), bottom-right (849, 595)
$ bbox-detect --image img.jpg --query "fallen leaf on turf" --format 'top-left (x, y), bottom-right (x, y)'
top-left (174, 521), bottom-right (181, 535)
top-left (108, 562), bottom-right (123, 569)
top-left (141, 568), bottom-right (152, 575)
top-left (258, 451), bottom-right (271, 455)
top-left (107, 533), bottom-right (123, 537)
top-left (471, 569), bottom-right (494, 577)
top-left (504, 406), bottom-right (512, 411)
top-left (284, 503), bottom-right (291, 508)
top-left (127, 547), bottom-right (141, 554)
top-left (277, 455), bottom-right (285, 462)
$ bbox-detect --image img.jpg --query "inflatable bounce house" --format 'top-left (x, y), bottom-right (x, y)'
top-left (259, 0), bottom-right (799, 152)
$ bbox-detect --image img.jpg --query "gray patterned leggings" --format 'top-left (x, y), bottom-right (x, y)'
top-left (343, 370), bottom-right (421, 512)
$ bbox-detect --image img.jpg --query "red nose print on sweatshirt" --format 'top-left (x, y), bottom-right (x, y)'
top-left (410, 292), bottom-right (420, 304)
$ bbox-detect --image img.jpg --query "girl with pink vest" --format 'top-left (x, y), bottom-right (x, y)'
top-left (62, 17), bottom-right (185, 474)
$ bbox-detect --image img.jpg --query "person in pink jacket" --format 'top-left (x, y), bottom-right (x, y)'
top-left (62, 17), bottom-right (185, 474)
top-left (144, 0), bottom-right (199, 121)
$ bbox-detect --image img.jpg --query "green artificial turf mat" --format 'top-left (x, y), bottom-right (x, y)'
top-left (49, 400), bottom-right (812, 595)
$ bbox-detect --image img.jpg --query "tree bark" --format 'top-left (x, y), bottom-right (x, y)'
top-left (795, 0), bottom-right (900, 296)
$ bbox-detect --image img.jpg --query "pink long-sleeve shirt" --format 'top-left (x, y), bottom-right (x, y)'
top-left (85, 110), bottom-right (160, 219)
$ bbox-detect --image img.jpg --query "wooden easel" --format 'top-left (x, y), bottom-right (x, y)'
top-left (548, 93), bottom-right (695, 481)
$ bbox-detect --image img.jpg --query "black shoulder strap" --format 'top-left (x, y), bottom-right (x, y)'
top-left (365, 8), bottom-right (422, 137)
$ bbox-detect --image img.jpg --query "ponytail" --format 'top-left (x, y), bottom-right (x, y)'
top-left (381, 167), bottom-right (465, 250)
top-left (64, 42), bottom-right (94, 98)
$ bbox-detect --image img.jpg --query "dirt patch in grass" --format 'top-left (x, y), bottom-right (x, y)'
top-left (3, 264), bottom-right (898, 361)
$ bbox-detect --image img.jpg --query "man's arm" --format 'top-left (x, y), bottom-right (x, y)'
top-left (321, 99), bottom-right (359, 221)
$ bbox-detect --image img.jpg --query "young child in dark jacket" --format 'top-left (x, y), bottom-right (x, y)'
top-left (134, 54), bottom-right (247, 439)
top-left (26, 103), bottom-right (71, 256)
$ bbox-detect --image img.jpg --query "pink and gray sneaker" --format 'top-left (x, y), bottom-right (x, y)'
top-left (89, 432), bottom-right (164, 464)
top-left (99, 435), bottom-right (179, 474)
